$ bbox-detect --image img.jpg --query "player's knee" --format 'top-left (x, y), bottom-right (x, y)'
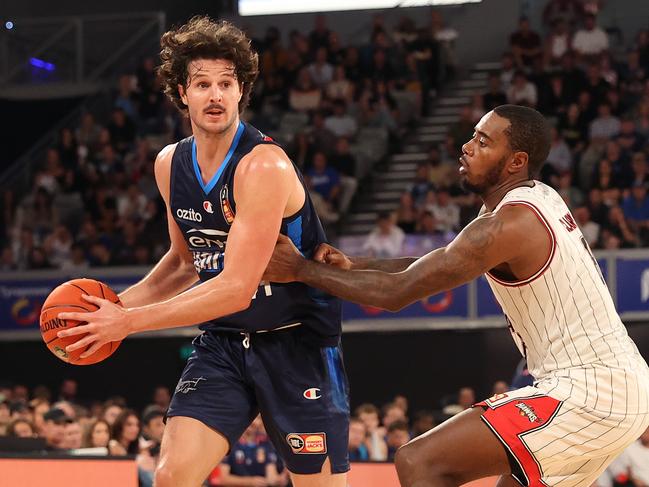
top-left (153, 463), bottom-right (186, 487)
top-left (395, 443), bottom-right (419, 478)
top-left (395, 442), bottom-right (448, 482)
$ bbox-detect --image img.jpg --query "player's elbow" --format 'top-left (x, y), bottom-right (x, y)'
top-left (384, 296), bottom-right (409, 313)
top-left (224, 277), bottom-right (257, 313)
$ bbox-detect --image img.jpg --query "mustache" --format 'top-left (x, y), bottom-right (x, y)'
top-left (204, 104), bottom-right (226, 113)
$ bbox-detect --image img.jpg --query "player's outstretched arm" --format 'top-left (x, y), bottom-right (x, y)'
top-left (58, 145), bottom-right (295, 357)
top-left (266, 206), bottom-right (538, 311)
top-left (117, 144), bottom-right (198, 308)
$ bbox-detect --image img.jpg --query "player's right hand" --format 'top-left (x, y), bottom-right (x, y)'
top-left (263, 234), bottom-right (305, 283)
top-left (313, 243), bottom-right (352, 270)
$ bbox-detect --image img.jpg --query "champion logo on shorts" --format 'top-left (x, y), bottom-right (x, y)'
top-left (286, 433), bottom-right (327, 454)
top-left (175, 377), bottom-right (206, 394)
top-left (515, 402), bottom-right (542, 423)
top-left (303, 388), bottom-right (321, 400)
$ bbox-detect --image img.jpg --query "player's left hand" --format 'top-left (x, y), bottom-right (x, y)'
top-left (57, 295), bottom-right (131, 358)
top-left (263, 234), bottom-right (305, 283)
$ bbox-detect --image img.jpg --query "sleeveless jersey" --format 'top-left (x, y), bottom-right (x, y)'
top-left (484, 182), bottom-right (649, 406)
top-left (169, 121), bottom-right (341, 341)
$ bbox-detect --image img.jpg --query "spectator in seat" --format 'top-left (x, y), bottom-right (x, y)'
top-left (622, 182), bottom-right (649, 244)
top-left (382, 402), bottom-right (407, 429)
top-left (151, 386), bottom-right (171, 411)
top-left (573, 14), bottom-right (609, 62)
top-left (6, 418), bottom-right (35, 438)
top-left (306, 152), bottom-right (340, 223)
top-left (289, 69), bottom-right (321, 113)
top-left (601, 206), bottom-right (639, 249)
top-left (386, 421), bottom-right (410, 462)
top-left (396, 192), bottom-right (417, 234)
top-left (326, 65), bottom-right (353, 102)
top-left (443, 387), bottom-right (476, 416)
top-left (483, 74), bottom-right (507, 112)
top-left (107, 108), bottom-right (136, 154)
top-left (324, 100), bottom-right (358, 138)
top-left (427, 187), bottom-right (460, 234)
top-left (509, 17), bottom-right (542, 69)
top-left (109, 409), bottom-right (140, 456)
top-left (307, 47), bottom-right (334, 89)
top-left (219, 420), bottom-right (283, 487)
top-left (500, 52), bottom-right (516, 92)
top-left (574, 206), bottom-right (600, 247)
top-left (62, 418), bottom-right (83, 450)
top-left (355, 403), bottom-right (388, 461)
top-left (589, 103), bottom-right (621, 141)
top-left (491, 381), bottom-right (509, 395)
top-left (362, 212), bottom-right (405, 258)
top-left (411, 410), bottom-right (436, 439)
top-left (82, 419), bottom-right (111, 449)
top-left (546, 126), bottom-right (573, 175)
top-left (542, 0), bottom-right (583, 29)
top-left (330, 137), bottom-right (358, 215)
top-left (311, 112), bottom-right (338, 157)
top-left (630, 152), bottom-right (649, 187)
top-left (348, 418), bottom-right (369, 462)
top-left (544, 19), bottom-right (572, 67)
top-left (42, 408), bottom-right (68, 450)
top-left (558, 104), bottom-right (587, 154)
top-left (507, 71), bottom-right (538, 108)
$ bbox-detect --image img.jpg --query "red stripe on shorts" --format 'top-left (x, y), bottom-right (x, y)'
top-left (475, 395), bottom-right (562, 487)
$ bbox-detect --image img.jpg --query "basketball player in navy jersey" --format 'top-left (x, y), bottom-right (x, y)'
top-left (264, 105), bottom-right (649, 487)
top-left (57, 17), bottom-right (348, 487)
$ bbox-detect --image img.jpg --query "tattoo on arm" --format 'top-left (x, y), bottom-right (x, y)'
top-left (462, 215), bottom-right (505, 254)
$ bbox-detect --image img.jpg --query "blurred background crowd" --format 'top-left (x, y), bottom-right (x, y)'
top-left (2, 0), bottom-right (648, 272)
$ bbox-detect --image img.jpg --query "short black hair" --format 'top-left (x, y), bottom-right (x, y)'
top-left (493, 105), bottom-right (551, 178)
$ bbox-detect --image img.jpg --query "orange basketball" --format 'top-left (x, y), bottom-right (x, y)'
top-left (40, 278), bottom-right (122, 365)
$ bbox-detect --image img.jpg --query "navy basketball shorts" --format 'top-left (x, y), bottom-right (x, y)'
top-left (166, 326), bottom-right (351, 475)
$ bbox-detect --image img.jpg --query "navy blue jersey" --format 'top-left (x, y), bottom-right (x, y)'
top-left (169, 121), bottom-right (341, 340)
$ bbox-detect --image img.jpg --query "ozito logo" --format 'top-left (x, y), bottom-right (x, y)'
top-left (176, 208), bottom-right (202, 222)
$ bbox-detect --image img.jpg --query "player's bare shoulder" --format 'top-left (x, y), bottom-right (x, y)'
top-left (237, 143), bottom-right (293, 177)
top-left (153, 143), bottom-right (179, 200)
top-left (154, 143), bottom-right (178, 176)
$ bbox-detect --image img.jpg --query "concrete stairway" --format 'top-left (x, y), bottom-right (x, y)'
top-left (340, 62), bottom-right (500, 236)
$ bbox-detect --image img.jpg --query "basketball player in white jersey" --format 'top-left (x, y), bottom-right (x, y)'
top-left (263, 105), bottom-right (649, 487)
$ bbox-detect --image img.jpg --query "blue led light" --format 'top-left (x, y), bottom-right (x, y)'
top-left (5, 21), bottom-right (14, 30)
top-left (29, 57), bottom-right (56, 71)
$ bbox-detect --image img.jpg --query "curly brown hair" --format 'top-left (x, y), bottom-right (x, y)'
top-left (158, 16), bottom-right (259, 114)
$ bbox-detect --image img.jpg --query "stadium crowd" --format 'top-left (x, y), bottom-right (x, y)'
top-left (0, 11), bottom-right (451, 271)
top-left (1, 374), bottom-right (647, 487)
top-left (364, 4), bottom-right (649, 257)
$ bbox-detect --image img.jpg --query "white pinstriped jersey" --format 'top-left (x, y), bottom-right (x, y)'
top-left (484, 182), bottom-right (649, 412)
